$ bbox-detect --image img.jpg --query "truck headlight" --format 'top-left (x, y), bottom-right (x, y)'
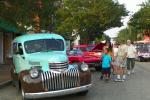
top-left (29, 68), bottom-right (39, 79)
top-left (81, 63), bottom-right (89, 71)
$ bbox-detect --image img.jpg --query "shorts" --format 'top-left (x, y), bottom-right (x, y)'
top-left (113, 56), bottom-right (126, 68)
top-left (102, 67), bottom-right (111, 75)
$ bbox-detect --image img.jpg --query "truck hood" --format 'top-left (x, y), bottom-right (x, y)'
top-left (26, 52), bottom-right (68, 63)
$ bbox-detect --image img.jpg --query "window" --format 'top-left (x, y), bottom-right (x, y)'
top-left (13, 43), bottom-right (23, 55)
top-left (18, 43), bottom-right (23, 55)
top-left (13, 43), bottom-right (18, 54)
top-left (24, 39), bottom-right (64, 54)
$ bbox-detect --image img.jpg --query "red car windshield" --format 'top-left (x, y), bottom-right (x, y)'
top-left (73, 45), bottom-right (95, 52)
top-left (69, 49), bottom-right (83, 56)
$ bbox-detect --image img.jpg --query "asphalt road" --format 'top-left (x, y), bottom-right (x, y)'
top-left (0, 62), bottom-right (150, 100)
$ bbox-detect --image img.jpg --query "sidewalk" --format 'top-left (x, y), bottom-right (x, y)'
top-left (0, 64), bottom-right (12, 88)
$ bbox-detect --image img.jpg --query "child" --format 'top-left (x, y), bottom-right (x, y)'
top-left (101, 48), bottom-right (112, 81)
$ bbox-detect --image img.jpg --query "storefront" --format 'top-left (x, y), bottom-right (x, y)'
top-left (0, 18), bottom-right (20, 65)
top-left (0, 32), bottom-right (15, 64)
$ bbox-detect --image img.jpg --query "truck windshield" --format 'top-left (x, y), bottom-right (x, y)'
top-left (24, 39), bottom-right (64, 54)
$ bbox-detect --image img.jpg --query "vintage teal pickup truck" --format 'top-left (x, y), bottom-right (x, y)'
top-left (11, 33), bottom-right (91, 100)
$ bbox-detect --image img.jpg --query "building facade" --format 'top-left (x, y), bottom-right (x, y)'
top-left (0, 32), bottom-right (20, 64)
top-left (0, 18), bottom-right (20, 65)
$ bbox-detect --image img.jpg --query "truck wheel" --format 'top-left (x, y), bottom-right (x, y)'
top-left (77, 90), bottom-right (88, 96)
top-left (138, 57), bottom-right (143, 62)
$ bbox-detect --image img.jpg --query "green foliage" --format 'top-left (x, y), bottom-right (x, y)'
top-left (0, 0), bottom-right (127, 40)
top-left (117, 26), bottom-right (142, 43)
top-left (129, 0), bottom-right (150, 30)
top-left (121, 0), bottom-right (150, 42)
top-left (0, 0), bottom-right (59, 32)
top-left (56, 0), bottom-right (127, 40)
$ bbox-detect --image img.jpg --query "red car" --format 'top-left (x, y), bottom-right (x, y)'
top-left (68, 49), bottom-right (100, 70)
top-left (69, 43), bottom-right (105, 71)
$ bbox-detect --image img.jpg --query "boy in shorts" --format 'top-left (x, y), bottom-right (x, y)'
top-left (101, 48), bottom-right (112, 81)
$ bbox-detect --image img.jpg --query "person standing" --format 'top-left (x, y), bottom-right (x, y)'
top-left (126, 40), bottom-right (137, 75)
top-left (100, 41), bottom-right (114, 80)
top-left (112, 42), bottom-right (119, 74)
top-left (114, 43), bottom-right (127, 81)
top-left (101, 48), bottom-right (112, 82)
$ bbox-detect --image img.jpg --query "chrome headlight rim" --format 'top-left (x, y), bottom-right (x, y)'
top-left (29, 68), bottom-right (40, 79)
top-left (80, 62), bottom-right (89, 71)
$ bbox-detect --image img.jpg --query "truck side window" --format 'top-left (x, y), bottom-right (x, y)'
top-left (13, 43), bottom-right (18, 54)
top-left (18, 43), bottom-right (23, 55)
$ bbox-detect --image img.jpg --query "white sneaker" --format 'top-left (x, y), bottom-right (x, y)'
top-left (131, 70), bottom-right (135, 74)
top-left (117, 75), bottom-right (121, 79)
top-left (122, 75), bottom-right (126, 80)
top-left (114, 78), bottom-right (121, 82)
top-left (121, 79), bottom-right (125, 82)
top-left (127, 71), bottom-right (131, 75)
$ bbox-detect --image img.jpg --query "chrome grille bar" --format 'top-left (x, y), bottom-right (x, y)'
top-left (41, 68), bottom-right (80, 91)
top-left (49, 62), bottom-right (68, 69)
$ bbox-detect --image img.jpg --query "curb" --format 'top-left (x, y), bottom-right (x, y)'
top-left (0, 80), bottom-right (12, 89)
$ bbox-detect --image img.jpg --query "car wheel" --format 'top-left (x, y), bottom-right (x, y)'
top-left (77, 90), bottom-right (89, 96)
top-left (138, 57), bottom-right (143, 62)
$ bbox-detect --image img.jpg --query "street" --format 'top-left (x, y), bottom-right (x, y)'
top-left (0, 62), bottom-right (150, 100)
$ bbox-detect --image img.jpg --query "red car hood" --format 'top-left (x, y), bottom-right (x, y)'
top-left (83, 42), bottom-right (105, 59)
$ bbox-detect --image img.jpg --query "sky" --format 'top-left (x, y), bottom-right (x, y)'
top-left (104, 0), bottom-right (147, 38)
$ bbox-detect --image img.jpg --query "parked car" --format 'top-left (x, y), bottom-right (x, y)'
top-left (68, 48), bottom-right (102, 71)
top-left (11, 33), bottom-right (92, 100)
top-left (135, 42), bottom-right (150, 62)
top-left (84, 43), bottom-right (105, 70)
top-left (73, 44), bottom-right (95, 52)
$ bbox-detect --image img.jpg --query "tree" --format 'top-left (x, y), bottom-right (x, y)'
top-left (0, 0), bottom-right (60, 32)
top-left (129, 0), bottom-right (150, 37)
top-left (117, 26), bottom-right (142, 43)
top-left (0, 0), bottom-right (127, 40)
top-left (56, 0), bottom-right (127, 41)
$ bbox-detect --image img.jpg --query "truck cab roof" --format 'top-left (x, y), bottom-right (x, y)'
top-left (13, 33), bottom-right (65, 43)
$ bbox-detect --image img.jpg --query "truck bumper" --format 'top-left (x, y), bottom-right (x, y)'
top-left (24, 84), bottom-right (92, 99)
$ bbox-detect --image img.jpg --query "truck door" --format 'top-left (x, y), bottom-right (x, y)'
top-left (12, 43), bottom-right (24, 73)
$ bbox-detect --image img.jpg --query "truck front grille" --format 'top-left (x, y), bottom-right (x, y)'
top-left (41, 68), bottom-right (80, 91)
top-left (49, 62), bottom-right (68, 69)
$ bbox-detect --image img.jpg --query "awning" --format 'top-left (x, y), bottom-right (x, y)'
top-left (0, 17), bottom-right (19, 33)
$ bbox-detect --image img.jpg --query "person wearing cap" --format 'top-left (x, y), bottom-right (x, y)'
top-left (126, 40), bottom-right (137, 75)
